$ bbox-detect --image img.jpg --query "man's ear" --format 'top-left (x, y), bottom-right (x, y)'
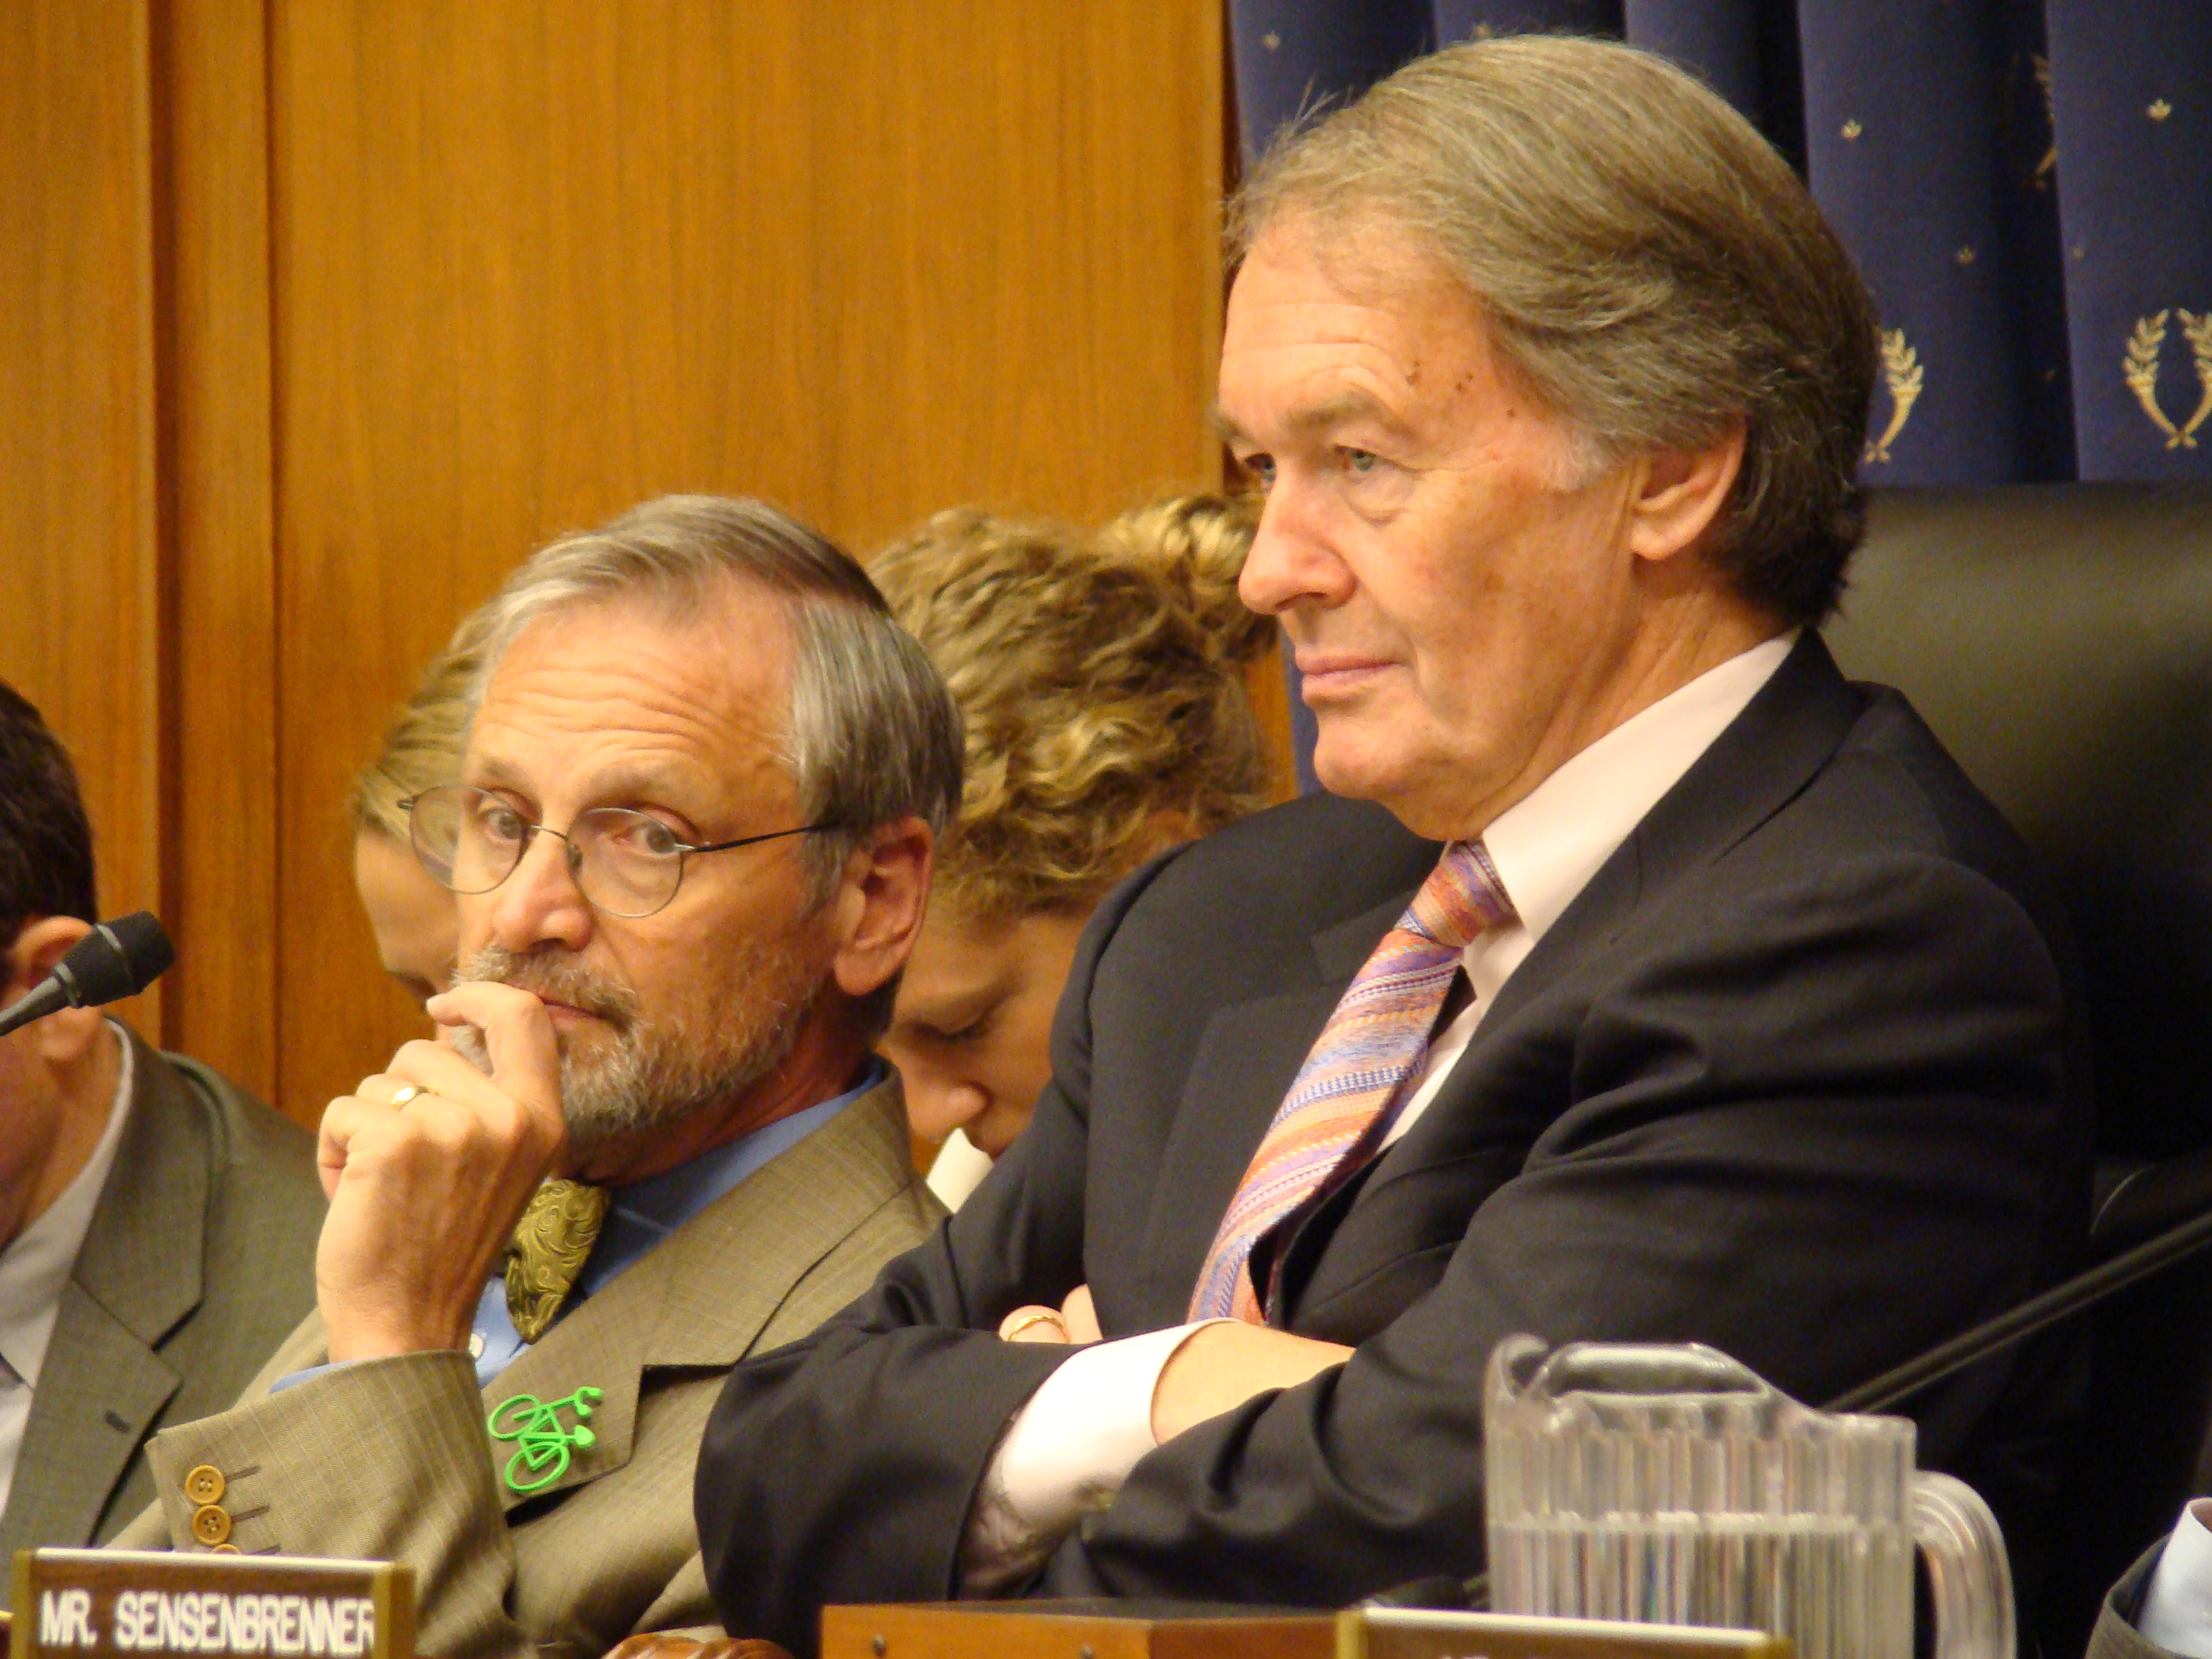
top-left (828, 818), bottom-right (935, 1000)
top-left (1625, 418), bottom-right (1747, 565)
top-left (5, 916), bottom-right (108, 1065)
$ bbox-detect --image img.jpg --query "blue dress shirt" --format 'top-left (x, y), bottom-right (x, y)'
top-left (275, 1061), bottom-right (884, 1394)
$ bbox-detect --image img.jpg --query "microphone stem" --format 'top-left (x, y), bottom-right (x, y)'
top-left (1826, 1203), bottom-right (2212, 1414)
top-left (1375, 1201), bottom-right (2212, 1615)
top-left (0, 979), bottom-right (68, 1040)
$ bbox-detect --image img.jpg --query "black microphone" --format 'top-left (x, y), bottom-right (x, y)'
top-left (0, 912), bottom-right (175, 1038)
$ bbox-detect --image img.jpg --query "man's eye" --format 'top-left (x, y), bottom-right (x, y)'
top-left (594, 814), bottom-right (682, 859)
top-left (482, 807), bottom-right (530, 844)
top-left (1240, 455), bottom-right (1276, 490)
top-left (1344, 449), bottom-right (1380, 475)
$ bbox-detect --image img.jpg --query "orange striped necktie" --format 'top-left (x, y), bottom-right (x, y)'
top-left (1189, 840), bottom-right (1517, 1324)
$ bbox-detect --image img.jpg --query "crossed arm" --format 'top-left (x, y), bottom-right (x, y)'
top-left (697, 850), bottom-right (2080, 1652)
top-left (999, 1284), bottom-right (1352, 1442)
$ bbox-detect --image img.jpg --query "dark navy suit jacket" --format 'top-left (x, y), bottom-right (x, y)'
top-left (697, 633), bottom-right (2093, 1652)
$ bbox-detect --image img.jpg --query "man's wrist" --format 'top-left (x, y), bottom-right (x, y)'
top-left (321, 1305), bottom-right (476, 1363)
top-left (1149, 1322), bottom-right (1353, 1443)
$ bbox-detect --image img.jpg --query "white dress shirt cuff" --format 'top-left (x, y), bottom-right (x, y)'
top-left (959, 1320), bottom-right (1230, 1595)
top-left (2137, 1500), bottom-right (2212, 1659)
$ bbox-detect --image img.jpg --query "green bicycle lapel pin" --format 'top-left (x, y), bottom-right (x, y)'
top-left (487, 1386), bottom-right (604, 1495)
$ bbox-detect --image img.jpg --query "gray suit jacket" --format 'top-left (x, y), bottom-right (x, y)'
top-left (113, 1076), bottom-right (941, 1659)
top-left (0, 1027), bottom-right (323, 1585)
top-left (2089, 1544), bottom-right (2175, 1659)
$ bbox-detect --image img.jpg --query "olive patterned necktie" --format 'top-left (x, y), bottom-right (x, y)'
top-left (504, 1178), bottom-right (610, 1343)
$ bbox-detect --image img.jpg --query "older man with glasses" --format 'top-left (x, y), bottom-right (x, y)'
top-left (110, 495), bottom-right (962, 1659)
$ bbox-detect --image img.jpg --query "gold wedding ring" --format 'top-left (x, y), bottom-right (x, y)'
top-left (389, 1084), bottom-right (426, 1106)
top-left (999, 1308), bottom-right (1069, 1341)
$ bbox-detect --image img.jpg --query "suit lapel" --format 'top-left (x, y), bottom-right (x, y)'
top-left (480, 1078), bottom-right (915, 1511)
top-left (646, 1076), bottom-right (916, 1365)
top-left (1311, 887), bottom-right (1426, 982)
top-left (3, 1289), bottom-right (182, 1551)
top-left (1132, 885), bottom-right (1422, 1322)
top-left (3, 1031), bottom-right (203, 1550)
top-left (1134, 985), bottom-right (1345, 1318)
top-left (1470, 631), bottom-right (1862, 1044)
top-left (482, 1243), bottom-right (659, 1513)
top-left (1279, 634), bottom-right (1868, 1322)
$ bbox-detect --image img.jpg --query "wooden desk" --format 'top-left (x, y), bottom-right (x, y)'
top-left (822, 1601), bottom-right (1335, 1659)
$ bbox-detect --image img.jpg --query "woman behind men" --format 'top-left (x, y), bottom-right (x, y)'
top-left (872, 493), bottom-right (1275, 1205)
top-left (348, 615), bottom-right (486, 1003)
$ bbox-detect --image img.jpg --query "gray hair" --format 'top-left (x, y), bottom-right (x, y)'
top-left (474, 495), bottom-right (963, 918)
top-left (1231, 35), bottom-right (1879, 626)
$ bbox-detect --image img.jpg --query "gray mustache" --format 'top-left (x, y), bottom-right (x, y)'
top-left (452, 943), bottom-right (639, 1031)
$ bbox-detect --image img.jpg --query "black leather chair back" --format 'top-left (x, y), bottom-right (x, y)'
top-left (1826, 483), bottom-right (2212, 1658)
top-left (1830, 484), bottom-right (2212, 1159)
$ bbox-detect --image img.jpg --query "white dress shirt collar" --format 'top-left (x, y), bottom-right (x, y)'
top-left (1471, 630), bottom-right (1800, 985)
top-left (1375, 630), bottom-right (1800, 1154)
top-left (2137, 1499), bottom-right (2212, 1659)
top-left (0, 1021), bottom-right (134, 1389)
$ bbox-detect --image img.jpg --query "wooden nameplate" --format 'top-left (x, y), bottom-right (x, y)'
top-left (12, 1550), bottom-right (413, 1659)
top-left (821, 1601), bottom-right (1336, 1659)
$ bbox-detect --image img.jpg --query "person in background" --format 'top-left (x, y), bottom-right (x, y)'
top-left (0, 680), bottom-right (322, 1584)
top-left (869, 495), bottom-right (1273, 1207)
top-left (350, 613), bottom-right (489, 1003)
top-left (110, 495), bottom-right (960, 1659)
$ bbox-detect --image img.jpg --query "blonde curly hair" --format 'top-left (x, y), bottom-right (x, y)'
top-left (348, 609), bottom-right (494, 842)
top-left (870, 493), bottom-right (1275, 926)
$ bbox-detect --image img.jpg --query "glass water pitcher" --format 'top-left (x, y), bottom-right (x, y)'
top-left (1484, 1336), bottom-right (2014, 1659)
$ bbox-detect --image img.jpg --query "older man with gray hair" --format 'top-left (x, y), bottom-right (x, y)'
top-left (698, 35), bottom-right (2089, 1644)
top-left (113, 495), bottom-right (962, 1659)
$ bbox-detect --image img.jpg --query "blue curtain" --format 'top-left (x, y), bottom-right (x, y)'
top-left (1231, 0), bottom-right (2212, 788)
top-left (1232, 0), bottom-right (2212, 485)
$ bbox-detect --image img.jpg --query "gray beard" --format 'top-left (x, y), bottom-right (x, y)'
top-left (448, 939), bottom-right (819, 1155)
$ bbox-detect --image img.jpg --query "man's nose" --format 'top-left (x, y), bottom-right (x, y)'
top-left (1237, 478), bottom-right (1355, 617)
top-left (486, 828), bottom-right (594, 954)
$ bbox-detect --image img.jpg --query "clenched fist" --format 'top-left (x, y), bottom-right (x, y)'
top-left (316, 982), bottom-right (569, 1362)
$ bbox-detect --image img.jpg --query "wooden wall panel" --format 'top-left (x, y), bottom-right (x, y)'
top-left (0, 0), bottom-right (164, 1033)
top-left (268, 2), bottom-right (1227, 1120)
top-left (161, 0), bottom-right (279, 1099)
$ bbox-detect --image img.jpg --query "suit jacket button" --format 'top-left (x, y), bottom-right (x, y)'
top-left (191, 1505), bottom-right (232, 1547)
top-left (184, 1466), bottom-right (225, 1506)
top-left (211, 1544), bottom-right (241, 1555)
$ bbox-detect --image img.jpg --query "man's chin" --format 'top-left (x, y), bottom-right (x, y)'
top-left (556, 1067), bottom-right (690, 1153)
top-left (1309, 726), bottom-right (1410, 808)
top-left (1311, 734), bottom-right (1483, 841)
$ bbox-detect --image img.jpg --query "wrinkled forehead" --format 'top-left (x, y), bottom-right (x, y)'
top-left (1239, 199), bottom-right (1479, 314)
top-left (1221, 217), bottom-right (1523, 424)
top-left (464, 586), bottom-right (800, 810)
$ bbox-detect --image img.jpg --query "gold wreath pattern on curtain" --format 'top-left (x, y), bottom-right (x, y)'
top-left (1864, 329), bottom-right (1925, 465)
top-left (2123, 310), bottom-right (2212, 450)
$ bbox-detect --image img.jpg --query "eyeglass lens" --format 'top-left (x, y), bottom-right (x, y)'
top-left (407, 785), bottom-right (687, 918)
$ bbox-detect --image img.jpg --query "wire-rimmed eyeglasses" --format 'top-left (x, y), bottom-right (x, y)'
top-left (403, 783), bottom-right (842, 920)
